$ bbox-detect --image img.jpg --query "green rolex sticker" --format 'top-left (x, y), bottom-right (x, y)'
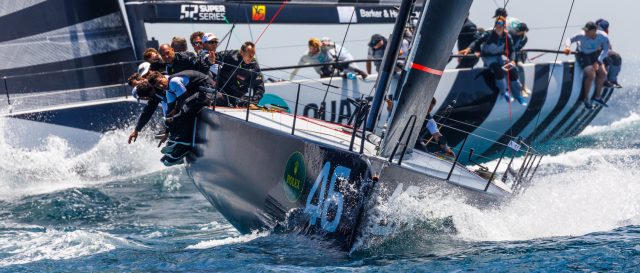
top-left (283, 152), bottom-right (306, 202)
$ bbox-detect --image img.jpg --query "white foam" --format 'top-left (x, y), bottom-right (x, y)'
top-left (581, 112), bottom-right (640, 135)
top-left (358, 147), bottom-right (640, 247)
top-left (185, 230), bottom-right (268, 249)
top-left (0, 225), bottom-right (143, 266)
top-left (0, 118), bottom-right (166, 201)
top-left (454, 165), bottom-right (640, 241)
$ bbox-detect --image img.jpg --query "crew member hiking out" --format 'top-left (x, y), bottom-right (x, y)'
top-left (127, 61), bottom-right (170, 146)
top-left (509, 22), bottom-right (531, 97)
top-left (461, 16), bottom-right (527, 106)
top-left (564, 21), bottom-right (610, 109)
top-left (596, 19), bottom-right (623, 89)
top-left (145, 70), bottom-right (223, 166)
top-left (216, 41), bottom-right (265, 107)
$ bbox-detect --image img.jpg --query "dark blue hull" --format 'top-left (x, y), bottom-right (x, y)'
top-left (185, 109), bottom-right (509, 251)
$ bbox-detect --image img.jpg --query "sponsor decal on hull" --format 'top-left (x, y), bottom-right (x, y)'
top-left (283, 151), bottom-right (306, 202)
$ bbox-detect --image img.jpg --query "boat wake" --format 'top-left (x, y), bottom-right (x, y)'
top-left (355, 113), bottom-right (640, 251)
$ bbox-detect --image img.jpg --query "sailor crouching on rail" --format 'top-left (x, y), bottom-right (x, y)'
top-left (127, 62), bottom-right (167, 145)
top-left (133, 70), bottom-right (224, 166)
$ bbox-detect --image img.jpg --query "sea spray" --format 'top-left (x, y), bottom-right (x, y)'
top-left (354, 145), bottom-right (640, 252)
top-left (0, 118), bottom-right (166, 200)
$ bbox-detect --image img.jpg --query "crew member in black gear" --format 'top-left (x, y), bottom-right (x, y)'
top-left (158, 44), bottom-right (210, 75)
top-left (456, 16), bottom-right (481, 69)
top-left (216, 41), bottom-right (265, 107)
top-left (127, 81), bottom-right (170, 145)
top-left (146, 70), bottom-right (226, 166)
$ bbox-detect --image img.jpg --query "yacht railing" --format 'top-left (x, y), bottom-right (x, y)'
top-left (420, 120), bottom-right (543, 194)
top-left (0, 56), bottom-right (545, 192)
top-left (203, 66), bottom-right (543, 194)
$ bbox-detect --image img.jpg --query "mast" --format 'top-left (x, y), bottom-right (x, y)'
top-left (380, 0), bottom-right (473, 157)
top-left (366, 0), bottom-right (416, 132)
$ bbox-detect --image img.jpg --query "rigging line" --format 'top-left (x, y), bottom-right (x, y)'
top-left (215, 25), bottom-right (244, 96)
top-left (242, 0), bottom-right (254, 42)
top-left (255, 0), bottom-right (289, 45)
top-left (218, 23), bottom-right (236, 45)
top-left (318, 0), bottom-right (358, 117)
top-left (531, 0), bottom-right (575, 139)
top-left (504, 22), bottom-right (513, 124)
top-left (215, 23), bottom-right (236, 85)
top-left (221, 12), bottom-right (245, 45)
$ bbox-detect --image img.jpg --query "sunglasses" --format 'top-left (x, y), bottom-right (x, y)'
top-left (206, 40), bottom-right (219, 45)
top-left (495, 21), bottom-right (505, 26)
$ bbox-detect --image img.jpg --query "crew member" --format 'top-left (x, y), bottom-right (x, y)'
top-left (366, 34), bottom-right (387, 74)
top-left (416, 98), bottom-right (455, 157)
top-left (171, 36), bottom-right (188, 52)
top-left (510, 22), bottom-right (531, 97)
top-left (145, 70), bottom-right (222, 166)
top-left (461, 16), bottom-right (527, 106)
top-left (158, 44), bottom-right (210, 75)
top-left (321, 37), bottom-right (368, 79)
top-left (564, 21), bottom-right (610, 109)
top-left (493, 8), bottom-right (521, 33)
top-left (143, 48), bottom-right (163, 63)
top-left (290, 38), bottom-right (331, 80)
top-left (190, 31), bottom-right (205, 54)
top-left (456, 16), bottom-right (481, 69)
top-left (216, 41), bottom-right (265, 107)
top-left (596, 19), bottom-right (622, 89)
top-left (199, 33), bottom-right (220, 76)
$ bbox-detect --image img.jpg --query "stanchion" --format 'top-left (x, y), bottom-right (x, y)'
top-left (291, 84), bottom-right (301, 135)
top-left (446, 135), bottom-right (468, 181)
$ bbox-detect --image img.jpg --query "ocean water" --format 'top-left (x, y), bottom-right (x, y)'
top-left (1, 87), bottom-right (639, 272)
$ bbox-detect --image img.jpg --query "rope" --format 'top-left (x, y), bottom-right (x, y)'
top-left (531, 0), bottom-right (576, 137)
top-left (255, 0), bottom-right (289, 45)
top-left (318, 0), bottom-right (358, 118)
top-left (242, 0), bottom-right (254, 42)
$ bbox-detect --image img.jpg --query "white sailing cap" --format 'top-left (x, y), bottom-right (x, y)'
top-left (203, 33), bottom-right (218, 43)
top-left (137, 62), bottom-right (151, 77)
